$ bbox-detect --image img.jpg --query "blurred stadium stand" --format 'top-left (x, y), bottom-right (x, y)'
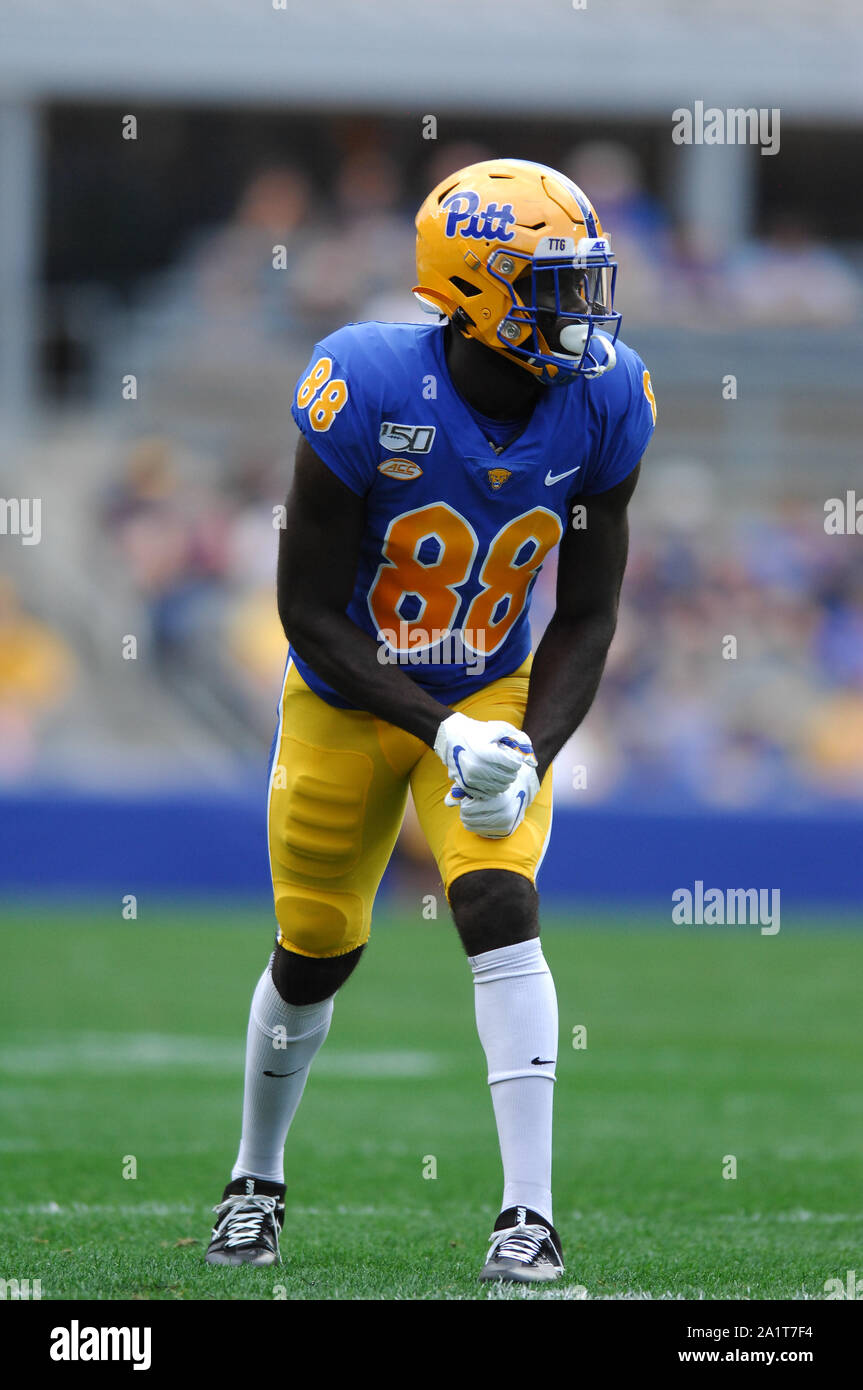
top-left (1, 1), bottom-right (861, 898)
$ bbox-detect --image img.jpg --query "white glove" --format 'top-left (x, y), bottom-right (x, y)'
top-left (433, 712), bottom-right (537, 799)
top-left (446, 762), bottom-right (541, 839)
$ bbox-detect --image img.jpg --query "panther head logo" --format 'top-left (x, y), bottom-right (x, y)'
top-left (487, 468), bottom-right (512, 491)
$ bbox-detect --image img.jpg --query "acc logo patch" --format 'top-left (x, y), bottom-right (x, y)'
top-left (442, 191), bottom-right (516, 243)
top-left (379, 422), bottom-right (436, 454)
top-left (487, 467), bottom-right (512, 491)
top-left (378, 458), bottom-right (423, 480)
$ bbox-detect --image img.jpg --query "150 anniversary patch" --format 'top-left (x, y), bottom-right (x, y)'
top-left (378, 422), bottom-right (436, 454)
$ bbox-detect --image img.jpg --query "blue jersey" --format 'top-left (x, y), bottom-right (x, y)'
top-left (290, 320), bottom-right (656, 708)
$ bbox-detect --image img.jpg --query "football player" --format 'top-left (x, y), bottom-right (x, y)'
top-left (206, 158), bottom-right (656, 1283)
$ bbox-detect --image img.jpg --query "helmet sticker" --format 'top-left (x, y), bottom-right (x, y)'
top-left (533, 236), bottom-right (576, 258)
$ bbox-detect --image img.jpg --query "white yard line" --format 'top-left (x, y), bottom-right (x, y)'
top-left (2, 1201), bottom-right (436, 1219)
top-left (0, 1034), bottom-right (444, 1077)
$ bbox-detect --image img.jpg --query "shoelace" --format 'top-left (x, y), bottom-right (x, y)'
top-left (212, 1194), bottom-right (279, 1249)
top-left (487, 1221), bottom-right (551, 1266)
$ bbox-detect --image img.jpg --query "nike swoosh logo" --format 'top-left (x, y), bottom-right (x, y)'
top-left (452, 745), bottom-right (476, 794)
top-left (531, 1056), bottom-right (555, 1065)
top-left (507, 789), bottom-right (527, 835)
top-left (263, 1069), bottom-right (303, 1078)
top-left (544, 466), bottom-right (581, 486)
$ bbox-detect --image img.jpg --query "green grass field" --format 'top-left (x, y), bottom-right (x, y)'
top-left (1, 903), bottom-right (860, 1301)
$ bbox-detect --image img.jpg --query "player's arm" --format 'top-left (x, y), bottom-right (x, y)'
top-left (277, 435), bottom-right (451, 746)
top-left (521, 461), bottom-right (641, 782)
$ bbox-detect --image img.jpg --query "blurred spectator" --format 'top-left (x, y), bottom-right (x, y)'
top-left (224, 587), bottom-right (286, 722)
top-left (161, 165), bottom-right (316, 356)
top-left (102, 437), bottom-right (232, 662)
top-left (198, 166), bottom-right (312, 296)
top-left (101, 435), bottom-right (177, 527)
top-left (224, 455), bottom-right (286, 589)
top-left (726, 212), bottom-right (862, 326)
top-left (221, 455), bottom-right (289, 724)
top-left (293, 147), bottom-right (418, 325)
top-left (0, 578), bottom-right (76, 780)
top-left (566, 141), bottom-right (668, 242)
top-left (804, 689), bottom-right (863, 795)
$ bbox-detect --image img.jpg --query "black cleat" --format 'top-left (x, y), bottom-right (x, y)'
top-left (479, 1205), bottom-right (565, 1284)
top-left (205, 1176), bottom-right (285, 1267)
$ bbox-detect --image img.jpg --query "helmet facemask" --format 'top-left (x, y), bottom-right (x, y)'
top-left (486, 237), bottom-right (621, 384)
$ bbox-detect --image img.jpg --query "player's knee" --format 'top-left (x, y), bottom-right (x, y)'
top-left (271, 940), bottom-right (365, 1006)
top-left (274, 882), bottom-right (366, 957)
top-left (449, 869), bottom-right (539, 956)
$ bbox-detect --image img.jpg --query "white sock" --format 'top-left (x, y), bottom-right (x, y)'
top-left (232, 955), bottom-right (333, 1184)
top-left (470, 937), bottom-right (558, 1225)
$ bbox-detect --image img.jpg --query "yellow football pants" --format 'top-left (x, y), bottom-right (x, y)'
top-left (267, 654), bottom-right (553, 958)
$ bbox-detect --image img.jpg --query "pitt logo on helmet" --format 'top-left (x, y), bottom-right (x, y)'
top-left (378, 458), bottom-right (423, 480)
top-left (442, 191), bottom-right (517, 243)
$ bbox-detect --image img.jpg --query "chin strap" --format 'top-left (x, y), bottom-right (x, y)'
top-left (551, 328), bottom-right (617, 380)
top-left (580, 331), bottom-right (617, 378)
top-left (451, 306), bottom-right (476, 337)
